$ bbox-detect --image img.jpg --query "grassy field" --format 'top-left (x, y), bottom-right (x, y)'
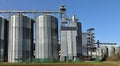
top-left (0, 61), bottom-right (119, 66)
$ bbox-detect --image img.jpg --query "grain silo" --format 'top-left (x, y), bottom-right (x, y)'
top-left (108, 46), bottom-right (115, 57)
top-left (0, 16), bottom-right (8, 62)
top-left (96, 47), bottom-right (103, 60)
top-left (35, 15), bottom-right (58, 62)
top-left (96, 46), bottom-right (108, 60)
top-left (114, 46), bottom-right (120, 54)
top-left (8, 14), bottom-right (34, 63)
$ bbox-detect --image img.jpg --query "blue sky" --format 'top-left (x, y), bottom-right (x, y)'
top-left (0, 0), bottom-right (120, 45)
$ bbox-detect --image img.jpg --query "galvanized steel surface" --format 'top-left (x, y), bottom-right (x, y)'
top-left (60, 22), bottom-right (82, 61)
top-left (114, 46), bottom-right (120, 54)
top-left (35, 15), bottom-right (58, 60)
top-left (8, 14), bottom-right (33, 63)
top-left (82, 33), bottom-right (88, 56)
top-left (0, 16), bottom-right (8, 62)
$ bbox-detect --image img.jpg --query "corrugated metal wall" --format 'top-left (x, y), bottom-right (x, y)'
top-left (0, 16), bottom-right (8, 62)
top-left (35, 15), bottom-right (58, 62)
top-left (60, 22), bottom-right (82, 61)
top-left (8, 14), bottom-right (33, 63)
top-left (82, 33), bottom-right (88, 56)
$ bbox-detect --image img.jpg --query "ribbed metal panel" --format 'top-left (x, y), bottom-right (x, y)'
top-left (115, 46), bottom-right (120, 54)
top-left (35, 15), bottom-right (58, 61)
top-left (60, 22), bottom-right (82, 61)
top-left (8, 14), bottom-right (33, 63)
top-left (0, 16), bottom-right (8, 62)
top-left (82, 33), bottom-right (88, 56)
top-left (60, 31), bottom-right (68, 56)
top-left (107, 46), bottom-right (115, 56)
top-left (96, 46), bottom-right (108, 60)
top-left (60, 29), bottom-right (77, 59)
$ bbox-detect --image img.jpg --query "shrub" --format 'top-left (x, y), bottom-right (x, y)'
top-left (106, 53), bottom-right (120, 61)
